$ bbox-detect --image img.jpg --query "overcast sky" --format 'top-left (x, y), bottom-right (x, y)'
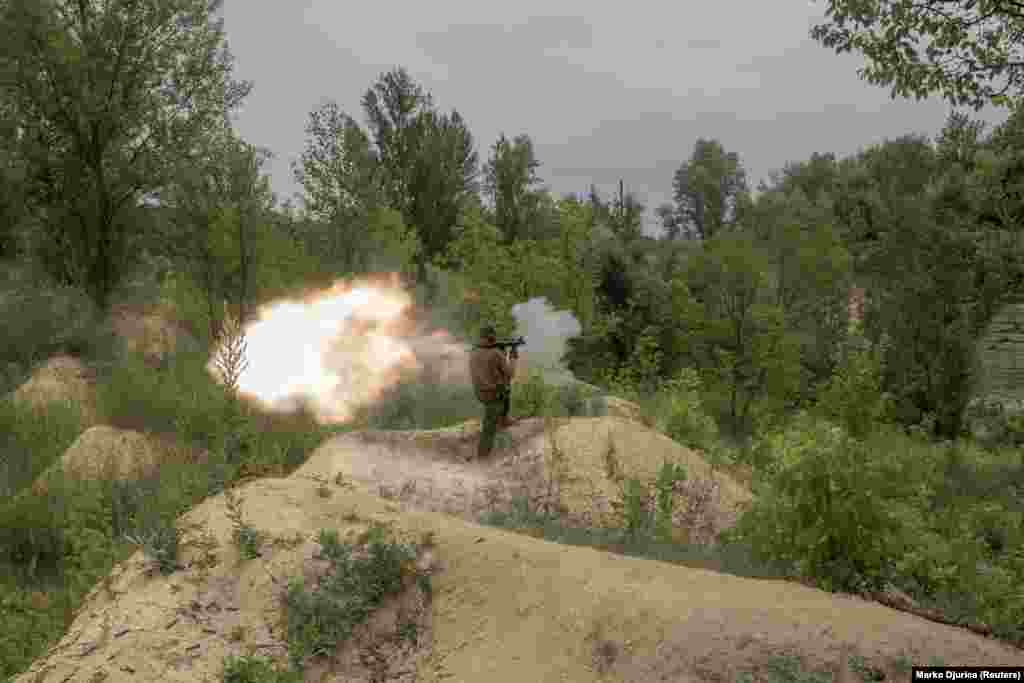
top-left (222, 1), bottom-right (1008, 235)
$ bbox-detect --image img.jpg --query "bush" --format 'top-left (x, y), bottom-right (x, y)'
top-left (816, 332), bottom-right (891, 440)
top-left (650, 368), bottom-right (720, 451)
top-left (282, 525), bottom-right (423, 667)
top-left (94, 346), bottom-right (230, 449)
top-left (964, 396), bottom-right (1024, 450)
top-left (511, 371), bottom-right (598, 420)
top-left (0, 275), bottom-right (123, 376)
top-left (731, 413), bottom-right (904, 592)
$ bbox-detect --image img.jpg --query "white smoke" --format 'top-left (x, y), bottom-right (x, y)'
top-left (510, 297), bottom-right (583, 387)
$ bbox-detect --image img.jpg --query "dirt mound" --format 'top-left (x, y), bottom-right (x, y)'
top-left (9, 355), bottom-right (100, 427)
top-left (31, 426), bottom-right (208, 495)
top-left (297, 417), bottom-right (750, 546)
top-left (14, 475), bottom-right (1023, 683)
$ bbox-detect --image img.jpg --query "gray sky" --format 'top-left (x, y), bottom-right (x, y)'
top-left (222, 1), bottom-right (1008, 235)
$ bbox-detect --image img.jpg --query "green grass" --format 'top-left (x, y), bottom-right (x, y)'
top-left (222, 655), bottom-right (302, 683)
top-left (0, 396), bottom-right (85, 500)
top-left (0, 379), bottom-right (336, 679)
top-left (479, 494), bottom-right (794, 581)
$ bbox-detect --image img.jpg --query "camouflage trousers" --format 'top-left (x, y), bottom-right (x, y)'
top-left (478, 387), bottom-right (510, 459)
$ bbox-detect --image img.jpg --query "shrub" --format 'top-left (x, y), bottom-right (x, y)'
top-left (95, 346), bottom-right (230, 449)
top-left (655, 368), bottom-right (720, 451)
top-left (282, 525), bottom-right (423, 667)
top-left (816, 332), bottom-right (891, 440)
top-left (731, 413), bottom-right (903, 592)
top-left (124, 522), bottom-right (181, 576)
top-left (225, 488), bottom-right (262, 560)
top-left (0, 276), bottom-right (122, 375)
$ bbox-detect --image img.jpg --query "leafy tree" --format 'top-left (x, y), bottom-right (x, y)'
top-left (609, 180), bottom-right (645, 243)
top-left (361, 68), bottom-right (478, 288)
top-left (160, 128), bottom-right (273, 343)
top-left (483, 133), bottom-right (545, 242)
top-left (665, 138), bottom-right (749, 241)
top-left (811, 0), bottom-right (1024, 109)
top-left (747, 187), bottom-right (853, 403)
top-left (764, 152), bottom-right (840, 203)
top-left (293, 100), bottom-right (384, 274)
top-left (863, 197), bottom-right (1001, 437)
top-left (552, 196), bottom-right (598, 329)
top-left (0, 0), bottom-right (251, 309)
top-left (679, 232), bottom-right (802, 438)
top-left (408, 108), bottom-right (478, 271)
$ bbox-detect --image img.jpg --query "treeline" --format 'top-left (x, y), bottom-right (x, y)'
top-left (4, 0), bottom-right (1024, 448)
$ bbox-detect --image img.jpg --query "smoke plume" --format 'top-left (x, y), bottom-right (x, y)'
top-left (511, 297), bottom-right (582, 386)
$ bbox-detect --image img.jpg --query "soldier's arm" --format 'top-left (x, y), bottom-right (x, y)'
top-left (494, 350), bottom-right (513, 384)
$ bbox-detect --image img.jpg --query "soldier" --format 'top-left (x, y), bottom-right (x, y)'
top-left (469, 324), bottom-right (517, 459)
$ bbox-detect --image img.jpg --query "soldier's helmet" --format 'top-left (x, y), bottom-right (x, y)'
top-left (480, 324), bottom-right (497, 339)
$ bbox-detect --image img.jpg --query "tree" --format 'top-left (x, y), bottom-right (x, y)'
top-left (483, 132), bottom-right (545, 242)
top-left (680, 232), bottom-right (802, 438)
top-left (610, 179), bottom-right (644, 243)
top-left (768, 152), bottom-right (840, 203)
top-left (0, 93), bottom-right (26, 258)
top-left (0, 0), bottom-right (251, 309)
top-left (293, 100), bottom-right (383, 274)
top-left (409, 108), bottom-right (478, 271)
top-left (747, 187), bottom-right (854, 404)
top-left (667, 138), bottom-right (749, 241)
top-left (810, 0), bottom-right (1024, 109)
top-left (361, 67), bottom-right (478, 287)
top-left (161, 127), bottom-right (273, 343)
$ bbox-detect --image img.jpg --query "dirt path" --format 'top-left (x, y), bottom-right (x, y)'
top-left (294, 419), bottom-right (553, 522)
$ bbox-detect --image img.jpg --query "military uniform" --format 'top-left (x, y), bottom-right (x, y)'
top-left (469, 330), bottom-right (514, 459)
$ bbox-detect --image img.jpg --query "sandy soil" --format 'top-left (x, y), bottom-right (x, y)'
top-left (294, 416), bottom-right (751, 545)
top-left (13, 475), bottom-right (1024, 683)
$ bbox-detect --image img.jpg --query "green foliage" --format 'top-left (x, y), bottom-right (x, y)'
top-left (94, 346), bottom-right (230, 450)
top-left (653, 462), bottom-right (688, 543)
top-left (483, 133), bottom-right (546, 242)
top-left (479, 490), bottom-right (791, 582)
top-left (747, 188), bottom-right (853, 402)
top-left (964, 397), bottom-right (1024, 449)
top-left (811, 0), bottom-right (1024, 109)
top-left (0, 275), bottom-right (123, 381)
top-left (663, 138), bottom-right (750, 240)
top-left (0, 397), bottom-right (84, 500)
top-left (1, 0), bottom-right (252, 308)
top-left (224, 488), bottom-right (262, 560)
top-left (817, 333), bottom-right (892, 439)
top-left (679, 233), bottom-right (803, 438)
top-left (222, 655), bottom-right (302, 683)
top-left (124, 523), bottom-right (181, 575)
top-left (355, 374), bottom-right (481, 430)
top-left (0, 581), bottom-right (72, 680)
top-left (362, 67), bottom-right (478, 287)
top-left (283, 525), bottom-right (422, 667)
top-left (652, 367), bottom-right (721, 453)
top-left (732, 414), bottom-right (903, 593)
top-left (614, 461), bottom-right (689, 543)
